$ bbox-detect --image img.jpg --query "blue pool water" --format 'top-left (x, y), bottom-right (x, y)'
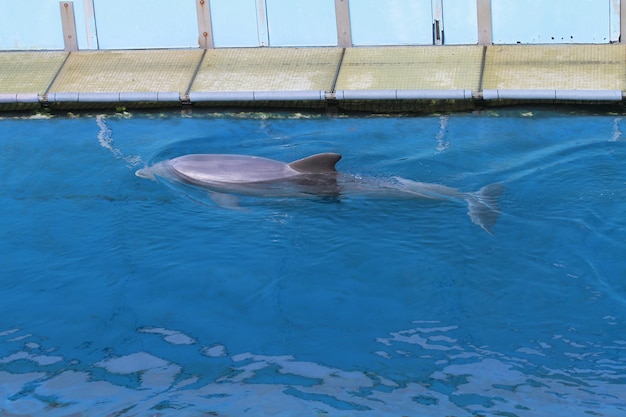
top-left (1, 109), bottom-right (625, 416)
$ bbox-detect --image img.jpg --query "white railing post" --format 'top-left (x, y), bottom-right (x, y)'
top-left (83, 0), bottom-right (99, 49)
top-left (335, 0), bottom-right (352, 47)
top-left (196, 0), bottom-right (214, 48)
top-left (477, 0), bottom-right (492, 45)
top-left (60, 1), bottom-right (79, 51)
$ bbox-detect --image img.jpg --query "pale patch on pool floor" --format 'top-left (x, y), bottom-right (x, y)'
top-left (0, 321), bottom-right (625, 417)
top-left (137, 326), bottom-right (196, 345)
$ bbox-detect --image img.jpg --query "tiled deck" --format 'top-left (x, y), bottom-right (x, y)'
top-left (1, 45), bottom-right (624, 111)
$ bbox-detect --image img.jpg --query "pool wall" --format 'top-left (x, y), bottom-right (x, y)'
top-left (1, 1), bottom-right (625, 112)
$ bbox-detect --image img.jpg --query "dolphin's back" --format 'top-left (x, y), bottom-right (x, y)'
top-left (169, 153), bottom-right (342, 186)
top-left (170, 154), bottom-right (296, 184)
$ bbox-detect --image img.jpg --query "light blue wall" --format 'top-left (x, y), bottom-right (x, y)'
top-left (266, 0), bottom-right (337, 46)
top-left (0, 0), bottom-right (621, 50)
top-left (348, 0), bottom-right (479, 46)
top-left (0, 0), bottom-right (197, 50)
top-left (210, 0), bottom-right (260, 47)
top-left (492, 0), bottom-right (615, 44)
top-left (443, 0), bottom-right (478, 45)
top-left (0, 0), bottom-right (81, 49)
top-left (94, 0), bottom-right (197, 49)
top-left (209, 0), bottom-right (338, 47)
top-left (350, 0), bottom-right (432, 45)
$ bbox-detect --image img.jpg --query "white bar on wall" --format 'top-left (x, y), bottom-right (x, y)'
top-left (256, 0), bottom-right (270, 46)
top-left (431, 0), bottom-right (444, 45)
top-left (609, 0), bottom-right (621, 42)
top-left (335, 0), bottom-right (352, 47)
top-left (83, 0), bottom-right (99, 49)
top-left (477, 0), bottom-right (492, 45)
top-left (60, 2), bottom-right (79, 51)
top-left (196, 0), bottom-right (214, 49)
top-left (621, 0), bottom-right (626, 43)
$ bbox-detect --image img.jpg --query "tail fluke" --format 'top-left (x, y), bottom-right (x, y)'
top-left (465, 183), bottom-right (505, 234)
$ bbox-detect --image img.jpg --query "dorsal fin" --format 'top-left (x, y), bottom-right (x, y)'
top-left (288, 153), bottom-right (342, 174)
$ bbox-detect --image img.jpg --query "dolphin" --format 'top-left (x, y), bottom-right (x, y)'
top-left (136, 153), bottom-right (504, 234)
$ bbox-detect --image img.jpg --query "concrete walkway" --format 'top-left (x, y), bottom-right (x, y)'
top-left (1, 45), bottom-right (624, 111)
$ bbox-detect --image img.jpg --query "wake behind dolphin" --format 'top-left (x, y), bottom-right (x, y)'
top-left (136, 153), bottom-right (504, 234)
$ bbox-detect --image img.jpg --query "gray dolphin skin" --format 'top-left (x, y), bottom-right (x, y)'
top-left (136, 153), bottom-right (504, 234)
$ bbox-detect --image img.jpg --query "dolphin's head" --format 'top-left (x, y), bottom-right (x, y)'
top-left (135, 166), bottom-right (156, 180)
